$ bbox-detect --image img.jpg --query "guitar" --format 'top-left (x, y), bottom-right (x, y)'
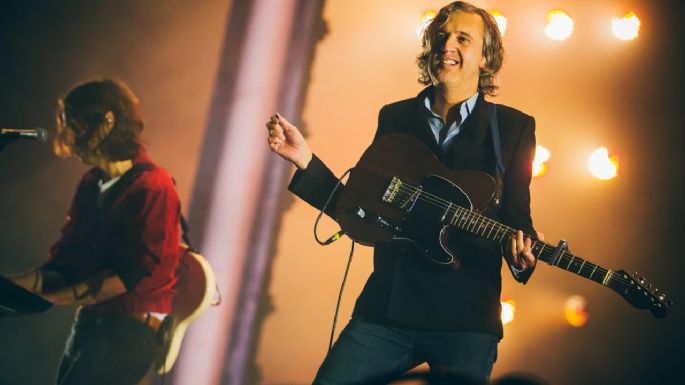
top-left (155, 244), bottom-right (217, 374)
top-left (336, 133), bottom-right (671, 318)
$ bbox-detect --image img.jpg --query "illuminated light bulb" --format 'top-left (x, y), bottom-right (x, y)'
top-left (564, 295), bottom-right (589, 327)
top-left (545, 9), bottom-right (574, 41)
top-left (490, 9), bottom-right (508, 36)
top-left (612, 11), bottom-right (640, 40)
top-left (417, 10), bottom-right (437, 38)
top-left (501, 299), bottom-right (516, 325)
top-left (532, 162), bottom-right (547, 177)
top-left (532, 145), bottom-right (551, 177)
top-left (589, 147), bottom-right (619, 180)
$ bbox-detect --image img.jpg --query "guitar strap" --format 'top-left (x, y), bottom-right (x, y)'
top-left (486, 102), bottom-right (504, 208)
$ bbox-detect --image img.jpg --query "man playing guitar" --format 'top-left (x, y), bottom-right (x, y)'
top-left (267, 2), bottom-right (544, 384)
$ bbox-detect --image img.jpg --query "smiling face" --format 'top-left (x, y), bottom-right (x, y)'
top-left (427, 11), bottom-right (487, 94)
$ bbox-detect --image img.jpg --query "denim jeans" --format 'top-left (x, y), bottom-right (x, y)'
top-left (313, 318), bottom-right (499, 385)
top-left (55, 310), bottom-right (160, 385)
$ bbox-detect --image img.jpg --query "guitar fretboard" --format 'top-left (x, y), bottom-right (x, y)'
top-left (447, 206), bottom-right (615, 285)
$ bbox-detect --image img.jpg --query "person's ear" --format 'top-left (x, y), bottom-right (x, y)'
top-left (479, 55), bottom-right (487, 71)
top-left (103, 111), bottom-right (115, 135)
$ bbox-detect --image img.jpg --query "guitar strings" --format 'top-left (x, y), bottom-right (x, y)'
top-left (389, 182), bottom-right (651, 291)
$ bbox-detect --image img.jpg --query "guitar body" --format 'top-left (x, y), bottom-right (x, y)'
top-left (337, 133), bottom-right (496, 267)
top-left (155, 245), bottom-right (216, 374)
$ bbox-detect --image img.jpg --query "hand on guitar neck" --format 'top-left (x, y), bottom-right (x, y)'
top-left (507, 229), bottom-right (545, 271)
top-left (266, 113), bottom-right (313, 170)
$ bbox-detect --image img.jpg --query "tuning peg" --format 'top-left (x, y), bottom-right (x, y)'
top-left (658, 294), bottom-right (666, 301)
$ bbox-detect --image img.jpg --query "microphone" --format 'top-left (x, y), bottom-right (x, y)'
top-left (0, 127), bottom-right (48, 142)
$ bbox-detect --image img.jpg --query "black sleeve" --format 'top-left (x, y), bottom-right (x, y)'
top-left (288, 154), bottom-right (346, 219)
top-left (500, 115), bottom-right (537, 284)
top-left (500, 115), bottom-right (536, 235)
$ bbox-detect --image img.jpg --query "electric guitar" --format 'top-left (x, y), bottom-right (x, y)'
top-left (155, 244), bottom-right (218, 373)
top-left (336, 133), bottom-right (671, 318)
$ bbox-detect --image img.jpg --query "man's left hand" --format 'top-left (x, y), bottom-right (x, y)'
top-left (509, 230), bottom-right (544, 270)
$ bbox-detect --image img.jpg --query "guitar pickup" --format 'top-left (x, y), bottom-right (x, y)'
top-left (348, 206), bottom-right (403, 233)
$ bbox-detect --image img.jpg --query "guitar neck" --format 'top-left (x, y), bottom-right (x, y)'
top-left (448, 206), bottom-right (614, 285)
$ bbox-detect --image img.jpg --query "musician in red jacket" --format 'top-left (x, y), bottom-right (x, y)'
top-left (8, 79), bottom-right (181, 385)
top-left (267, 2), bottom-right (543, 384)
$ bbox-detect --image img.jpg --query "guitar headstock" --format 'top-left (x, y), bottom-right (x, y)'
top-left (608, 270), bottom-right (671, 318)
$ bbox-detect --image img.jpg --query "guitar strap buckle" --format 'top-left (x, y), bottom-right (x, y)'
top-left (490, 169), bottom-right (503, 209)
top-left (487, 103), bottom-right (504, 209)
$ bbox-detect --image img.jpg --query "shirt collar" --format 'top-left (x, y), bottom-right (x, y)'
top-left (98, 176), bottom-right (121, 193)
top-left (422, 88), bottom-right (479, 122)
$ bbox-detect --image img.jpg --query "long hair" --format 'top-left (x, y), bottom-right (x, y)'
top-left (55, 78), bottom-right (144, 160)
top-left (416, 1), bottom-right (504, 96)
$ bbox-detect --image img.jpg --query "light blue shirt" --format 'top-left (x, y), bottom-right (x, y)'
top-left (422, 90), bottom-right (479, 153)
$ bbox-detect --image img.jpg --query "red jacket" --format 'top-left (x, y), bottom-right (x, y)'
top-left (44, 152), bottom-right (181, 314)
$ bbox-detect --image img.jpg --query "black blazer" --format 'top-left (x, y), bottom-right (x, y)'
top-left (289, 87), bottom-right (537, 337)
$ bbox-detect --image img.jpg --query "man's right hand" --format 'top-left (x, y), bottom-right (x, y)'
top-left (266, 113), bottom-right (312, 170)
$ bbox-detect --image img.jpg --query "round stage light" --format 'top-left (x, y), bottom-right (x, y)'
top-left (565, 295), bottom-right (589, 327)
top-left (533, 145), bottom-right (550, 177)
top-left (501, 299), bottom-right (516, 325)
top-left (417, 10), bottom-right (437, 38)
top-left (589, 147), bottom-right (619, 180)
top-left (490, 9), bottom-right (508, 36)
top-left (612, 11), bottom-right (640, 40)
top-left (545, 9), bottom-right (574, 41)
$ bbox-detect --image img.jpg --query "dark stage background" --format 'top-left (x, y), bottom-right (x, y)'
top-left (1, 1), bottom-right (684, 385)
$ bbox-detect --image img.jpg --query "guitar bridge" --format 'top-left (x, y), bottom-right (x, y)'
top-left (382, 176), bottom-right (420, 211)
top-left (382, 177), bottom-right (402, 204)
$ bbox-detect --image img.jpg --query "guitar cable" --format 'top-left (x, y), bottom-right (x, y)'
top-left (313, 169), bottom-right (350, 246)
top-left (311, 168), bottom-right (357, 351)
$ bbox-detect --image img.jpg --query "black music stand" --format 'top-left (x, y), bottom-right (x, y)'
top-left (0, 275), bottom-right (53, 317)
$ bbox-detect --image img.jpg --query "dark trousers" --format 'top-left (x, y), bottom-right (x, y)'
top-left (313, 318), bottom-right (499, 385)
top-left (56, 310), bottom-right (160, 385)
